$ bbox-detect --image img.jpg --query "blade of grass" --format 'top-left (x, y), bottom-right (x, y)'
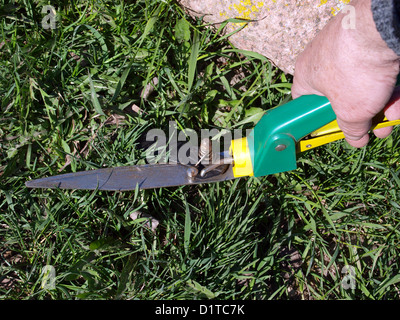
top-left (135, 4), bottom-right (164, 50)
top-left (110, 60), bottom-right (133, 103)
top-left (88, 73), bottom-right (105, 116)
top-left (187, 28), bottom-right (200, 93)
top-left (184, 198), bottom-right (191, 256)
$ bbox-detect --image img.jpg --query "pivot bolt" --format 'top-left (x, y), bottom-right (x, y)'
top-left (275, 144), bottom-right (287, 152)
top-left (186, 167), bottom-right (198, 181)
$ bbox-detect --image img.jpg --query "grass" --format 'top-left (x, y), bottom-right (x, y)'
top-left (1, 0), bottom-right (400, 300)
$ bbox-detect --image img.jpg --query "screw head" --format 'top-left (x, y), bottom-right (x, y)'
top-left (275, 144), bottom-right (287, 151)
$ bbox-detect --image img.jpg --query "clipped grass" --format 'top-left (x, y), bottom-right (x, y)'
top-left (1, 0), bottom-right (400, 300)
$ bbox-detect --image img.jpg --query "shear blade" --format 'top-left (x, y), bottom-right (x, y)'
top-left (25, 163), bottom-right (235, 191)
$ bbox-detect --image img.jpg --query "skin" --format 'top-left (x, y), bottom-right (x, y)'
top-left (292, 0), bottom-right (400, 148)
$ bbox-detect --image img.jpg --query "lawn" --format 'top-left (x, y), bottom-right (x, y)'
top-left (1, 0), bottom-right (400, 300)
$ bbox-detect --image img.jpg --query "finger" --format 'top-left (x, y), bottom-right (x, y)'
top-left (373, 87), bottom-right (400, 138)
top-left (373, 126), bottom-right (392, 139)
top-left (336, 117), bottom-right (371, 148)
top-left (384, 86), bottom-right (400, 120)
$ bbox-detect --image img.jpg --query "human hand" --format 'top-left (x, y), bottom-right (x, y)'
top-left (292, 0), bottom-right (400, 148)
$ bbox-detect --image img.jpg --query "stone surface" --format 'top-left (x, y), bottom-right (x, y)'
top-left (179, 0), bottom-right (351, 74)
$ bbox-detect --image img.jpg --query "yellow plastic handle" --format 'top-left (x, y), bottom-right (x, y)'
top-left (298, 118), bottom-right (400, 152)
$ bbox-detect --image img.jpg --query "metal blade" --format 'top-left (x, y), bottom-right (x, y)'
top-left (25, 163), bottom-right (236, 191)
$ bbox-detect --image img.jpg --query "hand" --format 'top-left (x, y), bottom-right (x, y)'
top-left (292, 0), bottom-right (400, 148)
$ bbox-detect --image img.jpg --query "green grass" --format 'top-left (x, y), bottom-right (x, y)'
top-left (1, 0), bottom-right (400, 300)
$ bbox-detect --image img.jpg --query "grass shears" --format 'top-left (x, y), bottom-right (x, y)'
top-left (26, 95), bottom-right (400, 191)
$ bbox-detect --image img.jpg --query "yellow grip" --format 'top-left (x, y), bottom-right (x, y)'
top-left (299, 118), bottom-right (400, 152)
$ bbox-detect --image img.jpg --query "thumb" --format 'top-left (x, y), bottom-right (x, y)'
top-left (336, 117), bottom-right (371, 148)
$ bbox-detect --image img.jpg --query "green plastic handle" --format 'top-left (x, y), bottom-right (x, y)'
top-left (247, 95), bottom-right (336, 177)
